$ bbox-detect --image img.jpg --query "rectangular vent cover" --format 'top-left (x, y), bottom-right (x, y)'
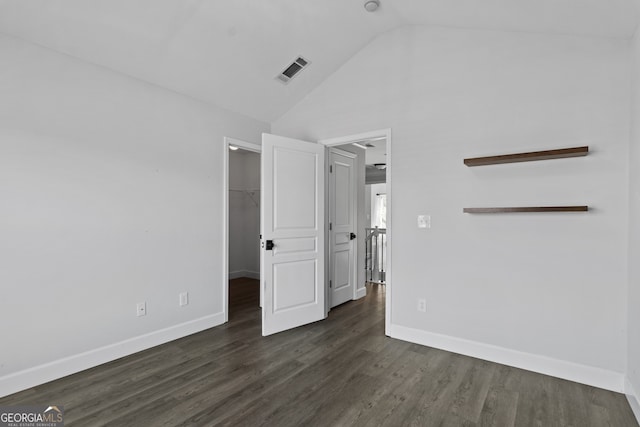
top-left (276, 56), bottom-right (310, 84)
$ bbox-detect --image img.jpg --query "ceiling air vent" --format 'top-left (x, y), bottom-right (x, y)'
top-left (276, 56), bottom-right (310, 84)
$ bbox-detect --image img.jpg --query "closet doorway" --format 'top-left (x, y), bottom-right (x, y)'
top-left (223, 137), bottom-right (261, 322)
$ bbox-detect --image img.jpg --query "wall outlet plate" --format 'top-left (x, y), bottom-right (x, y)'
top-left (418, 299), bottom-right (427, 312)
top-left (136, 302), bottom-right (147, 317)
top-left (179, 292), bottom-right (189, 307)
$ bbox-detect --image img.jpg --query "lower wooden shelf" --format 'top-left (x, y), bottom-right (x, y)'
top-left (463, 206), bottom-right (589, 214)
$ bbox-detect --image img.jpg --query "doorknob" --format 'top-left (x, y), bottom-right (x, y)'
top-left (265, 240), bottom-right (275, 250)
top-left (350, 232), bottom-right (357, 240)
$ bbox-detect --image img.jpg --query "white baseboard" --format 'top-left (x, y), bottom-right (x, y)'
top-left (229, 270), bottom-right (244, 279)
top-left (229, 270), bottom-right (260, 280)
top-left (388, 323), bottom-right (625, 393)
top-left (626, 377), bottom-right (640, 424)
top-left (0, 312), bottom-right (225, 398)
top-left (355, 287), bottom-right (367, 300)
top-left (244, 271), bottom-right (260, 279)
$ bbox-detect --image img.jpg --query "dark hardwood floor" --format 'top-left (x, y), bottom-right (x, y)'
top-left (1, 278), bottom-right (637, 426)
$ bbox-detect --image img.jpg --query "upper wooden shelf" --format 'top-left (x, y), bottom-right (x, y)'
top-left (464, 146), bottom-right (588, 167)
top-left (463, 206), bottom-right (589, 214)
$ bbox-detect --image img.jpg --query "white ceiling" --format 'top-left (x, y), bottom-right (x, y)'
top-left (0, 0), bottom-right (637, 123)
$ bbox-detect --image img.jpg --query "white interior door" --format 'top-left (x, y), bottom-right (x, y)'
top-left (329, 148), bottom-right (356, 308)
top-left (261, 133), bottom-right (325, 336)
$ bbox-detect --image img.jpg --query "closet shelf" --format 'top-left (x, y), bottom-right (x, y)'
top-left (463, 206), bottom-right (589, 214)
top-left (464, 146), bottom-right (588, 167)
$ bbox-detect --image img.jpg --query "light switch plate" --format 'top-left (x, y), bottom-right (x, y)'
top-left (179, 292), bottom-right (189, 307)
top-left (418, 215), bottom-right (430, 229)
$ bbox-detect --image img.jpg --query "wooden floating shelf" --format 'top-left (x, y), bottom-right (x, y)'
top-left (464, 146), bottom-right (588, 167)
top-left (463, 206), bottom-right (589, 214)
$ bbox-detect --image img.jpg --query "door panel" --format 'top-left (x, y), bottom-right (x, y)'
top-left (273, 148), bottom-right (317, 230)
top-left (334, 249), bottom-right (351, 290)
top-left (334, 162), bottom-right (351, 226)
top-left (272, 237), bottom-right (317, 255)
top-left (273, 260), bottom-right (317, 311)
top-left (335, 232), bottom-right (350, 245)
top-left (329, 149), bottom-right (356, 308)
top-left (261, 133), bottom-right (325, 336)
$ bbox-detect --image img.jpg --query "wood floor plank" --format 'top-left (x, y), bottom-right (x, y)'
top-left (64, 341), bottom-right (249, 422)
top-left (446, 358), bottom-right (497, 422)
top-left (144, 359), bottom-right (307, 427)
top-left (590, 387), bottom-right (640, 427)
top-left (1, 281), bottom-right (637, 427)
top-left (223, 344), bottom-right (378, 426)
top-left (325, 350), bottom-right (440, 426)
top-left (403, 354), bottom-right (477, 426)
top-left (513, 374), bottom-right (554, 427)
top-left (479, 387), bottom-right (519, 427)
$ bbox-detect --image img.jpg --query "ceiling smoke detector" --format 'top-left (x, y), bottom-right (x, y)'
top-left (364, 0), bottom-right (380, 12)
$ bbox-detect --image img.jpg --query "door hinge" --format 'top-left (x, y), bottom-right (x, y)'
top-left (329, 165), bottom-right (333, 173)
top-left (329, 223), bottom-right (332, 230)
top-left (330, 280), bottom-right (332, 288)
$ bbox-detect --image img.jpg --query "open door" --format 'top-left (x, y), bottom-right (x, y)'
top-left (261, 133), bottom-right (325, 336)
top-left (329, 148), bottom-right (357, 308)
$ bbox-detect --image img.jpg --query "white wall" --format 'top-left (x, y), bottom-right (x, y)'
top-left (628, 24), bottom-right (640, 418)
top-left (228, 150), bottom-right (260, 278)
top-left (274, 25), bottom-right (630, 390)
top-left (0, 33), bottom-right (268, 396)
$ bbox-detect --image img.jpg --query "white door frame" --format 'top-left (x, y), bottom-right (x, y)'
top-left (319, 129), bottom-right (392, 335)
top-left (222, 136), bottom-right (261, 323)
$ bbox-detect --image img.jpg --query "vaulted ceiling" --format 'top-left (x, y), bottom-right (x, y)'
top-left (0, 0), bottom-right (637, 122)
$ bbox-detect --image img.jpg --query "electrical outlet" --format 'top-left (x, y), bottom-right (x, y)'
top-left (136, 302), bottom-right (147, 317)
top-left (417, 299), bottom-right (427, 313)
top-left (179, 292), bottom-right (189, 307)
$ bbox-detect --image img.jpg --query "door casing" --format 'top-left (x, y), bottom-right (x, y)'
top-left (223, 129), bottom-right (392, 336)
top-left (319, 129), bottom-right (392, 334)
top-left (222, 137), bottom-right (261, 322)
